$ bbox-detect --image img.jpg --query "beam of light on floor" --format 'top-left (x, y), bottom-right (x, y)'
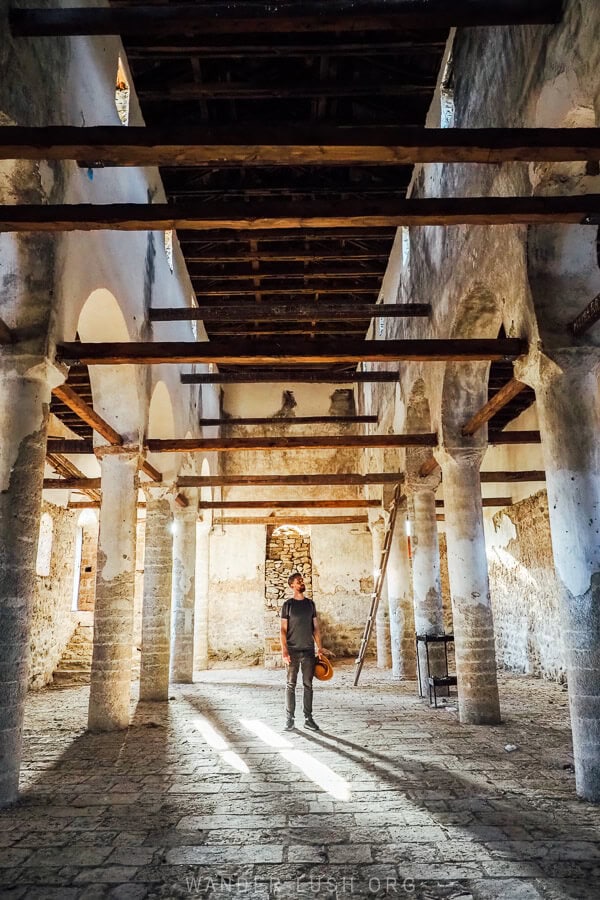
top-left (191, 715), bottom-right (249, 773)
top-left (240, 718), bottom-right (351, 801)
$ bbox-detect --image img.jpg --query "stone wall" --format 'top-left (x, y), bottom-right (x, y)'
top-left (264, 526), bottom-right (313, 668)
top-left (29, 501), bottom-right (79, 689)
top-left (487, 491), bottom-right (565, 682)
top-left (207, 524), bottom-right (266, 662)
top-left (76, 521), bottom-right (98, 612)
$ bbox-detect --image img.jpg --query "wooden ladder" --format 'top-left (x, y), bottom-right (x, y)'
top-left (354, 482), bottom-right (403, 686)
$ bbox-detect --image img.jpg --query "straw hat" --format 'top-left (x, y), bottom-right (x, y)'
top-left (314, 656), bottom-right (334, 681)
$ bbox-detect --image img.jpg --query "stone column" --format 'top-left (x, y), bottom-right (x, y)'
top-left (386, 505), bottom-right (417, 679)
top-left (194, 521), bottom-right (211, 671)
top-left (88, 448), bottom-right (139, 732)
top-left (171, 498), bottom-right (198, 683)
top-left (369, 517), bottom-right (390, 669)
top-left (0, 360), bottom-right (49, 806)
top-left (438, 447), bottom-right (501, 725)
top-left (140, 489), bottom-right (173, 701)
top-left (534, 352), bottom-right (600, 801)
top-left (408, 482), bottom-right (446, 694)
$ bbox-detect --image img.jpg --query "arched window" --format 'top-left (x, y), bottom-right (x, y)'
top-left (36, 512), bottom-right (53, 577)
top-left (115, 57), bottom-right (130, 126)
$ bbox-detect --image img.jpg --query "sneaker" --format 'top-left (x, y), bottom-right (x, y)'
top-left (285, 717), bottom-right (295, 731)
top-left (304, 717), bottom-right (320, 731)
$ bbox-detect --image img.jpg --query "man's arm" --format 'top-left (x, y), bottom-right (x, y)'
top-left (280, 616), bottom-right (290, 665)
top-left (312, 614), bottom-right (324, 658)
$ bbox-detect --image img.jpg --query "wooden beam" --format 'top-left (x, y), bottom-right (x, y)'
top-left (199, 415), bottom-right (377, 426)
top-left (199, 499), bottom-right (380, 509)
top-left (3, 126), bottom-right (599, 167)
top-left (148, 435), bottom-right (436, 453)
top-left (174, 494), bottom-right (190, 508)
top-left (45, 453), bottom-right (101, 502)
top-left (183, 253), bottom-right (391, 264)
top-left (181, 371), bottom-right (399, 384)
top-left (44, 478), bottom-right (102, 490)
top-left (178, 228), bottom-right (394, 245)
top-left (213, 516), bottom-right (370, 526)
top-left (140, 460), bottom-right (163, 483)
top-left (178, 473), bottom-right (403, 487)
top-left (126, 39), bottom-right (447, 60)
top-left (461, 377), bottom-right (528, 436)
top-left (488, 430), bottom-right (541, 444)
top-left (51, 384), bottom-right (123, 446)
top-left (151, 303), bottom-right (430, 323)
top-left (436, 497), bottom-right (512, 508)
top-left (203, 325), bottom-right (369, 337)
top-left (190, 286), bottom-right (380, 297)
top-left (57, 338), bottom-right (525, 366)
top-left (139, 83), bottom-right (435, 101)
top-left (479, 470), bottom-right (545, 482)
top-left (419, 456), bottom-right (439, 477)
top-left (570, 292), bottom-right (600, 337)
top-left (46, 439), bottom-right (93, 454)
top-left (1, 197), bottom-right (598, 232)
top-left (8, 2), bottom-right (565, 38)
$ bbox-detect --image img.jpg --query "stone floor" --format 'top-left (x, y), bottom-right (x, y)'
top-left (1, 662), bottom-right (600, 900)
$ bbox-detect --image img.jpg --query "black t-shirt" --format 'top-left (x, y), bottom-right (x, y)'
top-left (281, 597), bottom-right (317, 651)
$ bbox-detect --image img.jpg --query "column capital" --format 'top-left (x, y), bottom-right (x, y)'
top-left (516, 346), bottom-right (600, 390)
top-left (0, 353), bottom-right (65, 392)
top-left (405, 468), bottom-right (441, 495)
top-left (436, 445), bottom-right (486, 471)
top-left (141, 483), bottom-right (174, 504)
top-left (94, 444), bottom-right (140, 462)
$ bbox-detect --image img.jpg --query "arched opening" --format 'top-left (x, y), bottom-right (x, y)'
top-left (35, 512), bottom-right (53, 577)
top-left (115, 57), bottom-right (130, 126)
top-left (264, 524), bottom-right (312, 668)
top-left (71, 509), bottom-right (99, 613)
top-left (77, 288), bottom-right (142, 440)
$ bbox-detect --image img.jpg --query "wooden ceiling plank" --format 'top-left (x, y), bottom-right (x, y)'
top-left (1, 196), bottom-right (597, 231)
top-left (181, 371), bottom-right (399, 384)
top-left (56, 337), bottom-right (525, 365)
top-left (213, 516), bottom-right (370, 525)
top-left (2, 126), bottom-right (600, 166)
top-left (461, 377), bottom-right (528, 436)
top-left (198, 415), bottom-right (378, 425)
top-left (178, 473), bottom-right (403, 486)
top-left (151, 303), bottom-right (430, 322)
top-left (147, 434), bottom-right (437, 453)
top-left (199, 499), bottom-right (381, 509)
top-left (8, 2), bottom-right (565, 38)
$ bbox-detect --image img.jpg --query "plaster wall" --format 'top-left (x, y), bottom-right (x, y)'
top-left (29, 501), bottom-right (79, 689)
top-left (310, 525), bottom-right (374, 659)
top-left (208, 525), bottom-right (266, 660)
top-left (487, 491), bottom-right (565, 682)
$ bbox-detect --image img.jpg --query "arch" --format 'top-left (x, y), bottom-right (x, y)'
top-left (147, 380), bottom-right (177, 480)
top-left (439, 284), bottom-right (503, 445)
top-left (527, 89), bottom-right (600, 342)
top-left (77, 288), bottom-right (142, 440)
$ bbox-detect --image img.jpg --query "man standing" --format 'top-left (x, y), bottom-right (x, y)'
top-left (280, 572), bottom-right (324, 732)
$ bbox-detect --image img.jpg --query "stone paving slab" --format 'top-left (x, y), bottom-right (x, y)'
top-left (1, 664), bottom-right (600, 899)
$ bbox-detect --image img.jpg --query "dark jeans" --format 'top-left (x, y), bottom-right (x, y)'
top-left (286, 650), bottom-right (315, 719)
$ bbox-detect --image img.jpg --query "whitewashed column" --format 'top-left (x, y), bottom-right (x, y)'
top-left (408, 481), bottom-right (446, 694)
top-left (0, 359), bottom-right (49, 805)
top-left (534, 352), bottom-right (600, 801)
top-left (140, 489), bottom-right (173, 701)
top-left (386, 503), bottom-right (417, 679)
top-left (438, 447), bottom-right (501, 725)
top-left (171, 498), bottom-right (198, 683)
top-left (88, 448), bottom-right (139, 732)
top-left (194, 520), bottom-right (211, 671)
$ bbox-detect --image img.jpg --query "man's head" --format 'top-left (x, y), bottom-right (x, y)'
top-left (288, 572), bottom-right (305, 593)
